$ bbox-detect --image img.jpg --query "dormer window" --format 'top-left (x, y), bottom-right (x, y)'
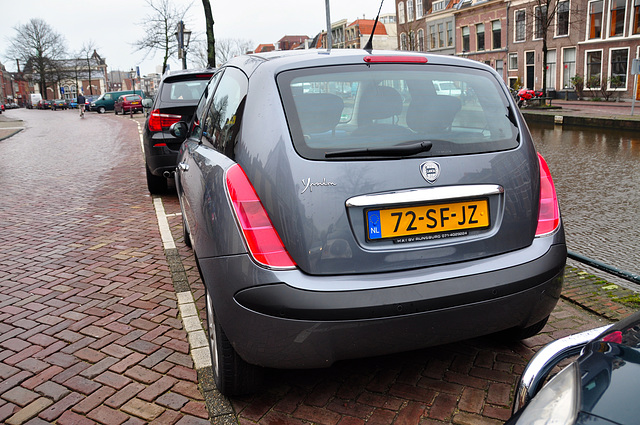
top-left (433, 0), bottom-right (445, 12)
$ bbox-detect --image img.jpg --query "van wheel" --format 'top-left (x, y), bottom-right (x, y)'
top-left (98, 106), bottom-right (106, 114)
top-left (205, 287), bottom-right (262, 396)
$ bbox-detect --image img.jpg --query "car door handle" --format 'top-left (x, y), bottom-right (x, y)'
top-left (178, 162), bottom-right (189, 172)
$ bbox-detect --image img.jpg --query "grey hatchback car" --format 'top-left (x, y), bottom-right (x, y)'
top-left (173, 49), bottom-right (566, 395)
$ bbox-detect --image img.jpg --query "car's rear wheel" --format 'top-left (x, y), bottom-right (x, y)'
top-left (204, 287), bottom-right (263, 396)
top-left (146, 166), bottom-right (167, 194)
top-left (504, 315), bottom-right (549, 340)
top-left (98, 106), bottom-right (106, 114)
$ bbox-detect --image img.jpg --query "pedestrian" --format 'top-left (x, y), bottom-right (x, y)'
top-left (77, 92), bottom-right (86, 117)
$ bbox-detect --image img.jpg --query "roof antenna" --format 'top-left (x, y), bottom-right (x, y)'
top-left (364, 0), bottom-right (385, 52)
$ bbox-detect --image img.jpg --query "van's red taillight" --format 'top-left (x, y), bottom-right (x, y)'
top-left (535, 153), bottom-right (560, 236)
top-left (226, 164), bottom-right (296, 269)
top-left (148, 109), bottom-right (182, 132)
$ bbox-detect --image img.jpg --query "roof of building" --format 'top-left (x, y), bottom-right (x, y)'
top-left (347, 19), bottom-right (388, 36)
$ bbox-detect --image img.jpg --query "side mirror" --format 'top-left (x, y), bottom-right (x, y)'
top-left (169, 122), bottom-right (189, 138)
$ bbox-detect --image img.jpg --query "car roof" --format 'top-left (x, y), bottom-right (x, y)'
top-left (223, 49), bottom-right (495, 77)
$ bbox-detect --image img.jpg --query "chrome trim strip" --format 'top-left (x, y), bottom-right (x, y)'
top-left (346, 185), bottom-right (504, 208)
top-left (513, 324), bottom-right (612, 415)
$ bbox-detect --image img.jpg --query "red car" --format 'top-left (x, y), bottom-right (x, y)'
top-left (114, 94), bottom-right (143, 115)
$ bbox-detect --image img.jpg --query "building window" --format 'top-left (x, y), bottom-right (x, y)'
top-left (401, 32), bottom-right (408, 50)
top-left (610, 48), bottom-right (628, 88)
top-left (399, 2), bottom-right (406, 24)
top-left (563, 47), bottom-right (576, 88)
top-left (476, 24), bottom-right (485, 51)
top-left (496, 59), bottom-right (504, 80)
top-left (546, 50), bottom-right (557, 90)
top-left (418, 29), bottom-right (425, 51)
top-left (438, 23), bottom-right (445, 48)
top-left (429, 25), bottom-right (437, 49)
top-left (589, 0), bottom-right (603, 39)
top-left (535, 5), bottom-right (547, 39)
top-left (586, 50), bottom-right (602, 88)
top-left (634, 0), bottom-right (640, 34)
top-left (492, 20), bottom-right (501, 49)
top-left (433, 0), bottom-right (445, 11)
top-left (447, 21), bottom-right (454, 46)
top-left (515, 10), bottom-right (526, 42)
top-left (407, 0), bottom-right (415, 21)
top-left (417, 0), bottom-right (424, 19)
top-left (462, 26), bottom-right (470, 52)
top-left (557, 1), bottom-right (570, 36)
top-left (509, 53), bottom-right (518, 70)
top-left (610, 0), bottom-right (626, 36)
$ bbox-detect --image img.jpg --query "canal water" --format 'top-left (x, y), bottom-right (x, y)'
top-left (529, 122), bottom-right (640, 285)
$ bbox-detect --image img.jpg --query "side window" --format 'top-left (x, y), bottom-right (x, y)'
top-left (105, 94), bottom-right (112, 100)
top-left (194, 70), bottom-right (224, 129)
top-left (202, 68), bottom-right (248, 159)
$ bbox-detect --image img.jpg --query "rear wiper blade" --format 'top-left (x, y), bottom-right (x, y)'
top-left (325, 141), bottom-right (433, 158)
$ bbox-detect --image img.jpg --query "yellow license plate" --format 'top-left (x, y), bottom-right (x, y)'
top-left (367, 199), bottom-right (489, 240)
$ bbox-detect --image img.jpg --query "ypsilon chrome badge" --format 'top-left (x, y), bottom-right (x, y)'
top-left (420, 161), bottom-right (440, 183)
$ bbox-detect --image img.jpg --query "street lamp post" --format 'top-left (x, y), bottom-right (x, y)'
top-left (175, 21), bottom-right (192, 70)
top-left (129, 68), bottom-right (137, 118)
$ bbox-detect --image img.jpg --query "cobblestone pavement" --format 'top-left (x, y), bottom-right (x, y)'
top-left (0, 108), bottom-right (638, 425)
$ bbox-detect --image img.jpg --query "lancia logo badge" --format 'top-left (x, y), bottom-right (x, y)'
top-left (420, 161), bottom-right (440, 183)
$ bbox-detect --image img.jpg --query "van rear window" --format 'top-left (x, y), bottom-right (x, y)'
top-left (278, 64), bottom-right (518, 160)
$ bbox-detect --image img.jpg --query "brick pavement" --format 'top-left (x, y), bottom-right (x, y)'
top-left (0, 110), bottom-right (211, 424)
top-left (1, 108), bottom-right (638, 425)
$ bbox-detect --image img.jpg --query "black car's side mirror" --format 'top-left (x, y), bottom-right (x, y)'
top-left (169, 122), bottom-right (189, 138)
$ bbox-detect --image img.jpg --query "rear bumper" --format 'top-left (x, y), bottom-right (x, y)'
top-left (143, 132), bottom-right (181, 177)
top-left (199, 240), bottom-right (566, 369)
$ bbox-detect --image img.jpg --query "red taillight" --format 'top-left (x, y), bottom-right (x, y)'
top-left (363, 55), bottom-right (428, 64)
top-left (535, 153), bottom-right (560, 236)
top-left (148, 109), bottom-right (182, 132)
top-left (226, 164), bottom-right (296, 269)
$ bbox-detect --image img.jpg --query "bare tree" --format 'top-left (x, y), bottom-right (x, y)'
top-left (79, 41), bottom-right (98, 95)
top-left (133, 0), bottom-right (192, 74)
top-left (202, 0), bottom-right (216, 67)
top-left (191, 38), bottom-right (252, 68)
top-left (6, 18), bottom-right (67, 99)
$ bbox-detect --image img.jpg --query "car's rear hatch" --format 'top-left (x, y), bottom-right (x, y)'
top-left (244, 60), bottom-right (540, 276)
top-left (149, 73), bottom-right (214, 149)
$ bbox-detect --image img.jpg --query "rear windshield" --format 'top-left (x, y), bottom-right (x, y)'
top-left (278, 64), bottom-right (518, 160)
top-left (161, 79), bottom-right (210, 102)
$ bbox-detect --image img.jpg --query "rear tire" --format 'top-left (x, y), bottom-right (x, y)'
top-left (205, 288), bottom-right (263, 396)
top-left (98, 106), bottom-right (106, 114)
top-left (503, 315), bottom-right (549, 340)
top-left (146, 166), bottom-right (167, 194)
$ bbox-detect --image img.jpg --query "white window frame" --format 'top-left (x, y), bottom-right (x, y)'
top-left (399, 2), bottom-right (406, 24)
top-left (608, 0), bottom-right (627, 37)
top-left (515, 9), bottom-right (526, 42)
top-left (433, 0), bottom-right (445, 12)
top-left (587, 0), bottom-right (604, 40)
top-left (562, 47), bottom-right (577, 88)
top-left (416, 0), bottom-right (424, 19)
top-left (556, 0), bottom-right (570, 37)
top-left (508, 53), bottom-right (518, 70)
top-left (407, 0), bottom-right (415, 22)
top-left (534, 5), bottom-right (548, 40)
top-left (608, 47), bottom-right (629, 90)
top-left (546, 49), bottom-right (557, 90)
top-left (585, 49), bottom-right (603, 89)
top-left (447, 21), bottom-right (454, 46)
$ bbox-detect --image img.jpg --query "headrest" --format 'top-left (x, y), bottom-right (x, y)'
top-left (406, 95), bottom-right (461, 133)
top-left (294, 93), bottom-right (344, 134)
top-left (358, 85), bottom-right (403, 125)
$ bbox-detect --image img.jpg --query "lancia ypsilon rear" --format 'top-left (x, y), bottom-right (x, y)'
top-left (174, 49), bottom-right (566, 395)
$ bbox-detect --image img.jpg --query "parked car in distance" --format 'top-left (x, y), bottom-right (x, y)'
top-left (37, 99), bottom-right (52, 109)
top-left (142, 68), bottom-right (214, 193)
top-left (507, 310), bottom-right (640, 425)
top-left (66, 98), bottom-right (78, 108)
top-left (114, 94), bottom-right (143, 115)
top-left (90, 90), bottom-right (142, 113)
top-left (172, 49), bottom-right (567, 396)
top-left (52, 99), bottom-right (67, 110)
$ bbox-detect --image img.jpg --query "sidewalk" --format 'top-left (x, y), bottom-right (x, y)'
top-left (521, 98), bottom-right (640, 129)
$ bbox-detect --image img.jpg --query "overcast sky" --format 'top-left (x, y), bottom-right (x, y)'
top-left (1, 0), bottom-right (396, 75)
